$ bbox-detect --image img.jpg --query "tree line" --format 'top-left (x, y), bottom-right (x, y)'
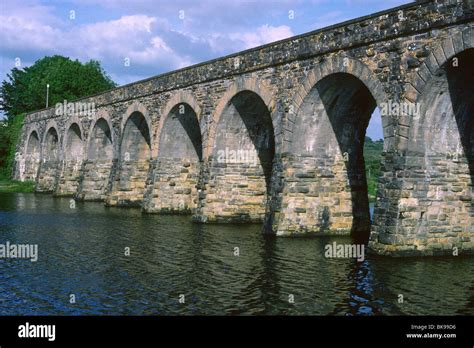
top-left (0, 55), bottom-right (116, 180)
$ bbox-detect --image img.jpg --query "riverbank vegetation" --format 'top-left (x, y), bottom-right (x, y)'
top-left (364, 136), bottom-right (384, 202)
top-left (0, 178), bottom-right (35, 193)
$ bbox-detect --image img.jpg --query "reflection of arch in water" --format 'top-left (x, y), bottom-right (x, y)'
top-left (370, 257), bottom-right (474, 315)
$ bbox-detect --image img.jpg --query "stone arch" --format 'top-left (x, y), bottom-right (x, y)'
top-left (120, 111), bottom-right (152, 161)
top-left (55, 117), bottom-right (85, 196)
top-left (286, 56), bottom-right (392, 152)
top-left (86, 111), bottom-right (114, 161)
top-left (145, 91), bottom-right (203, 214)
top-left (393, 28), bottom-right (474, 254)
top-left (25, 125), bottom-right (40, 153)
top-left (36, 120), bottom-right (60, 192)
top-left (204, 76), bottom-right (280, 160)
top-left (273, 57), bottom-right (389, 237)
top-left (41, 121), bottom-right (60, 162)
top-left (107, 104), bottom-right (152, 207)
top-left (196, 77), bottom-right (278, 223)
top-left (24, 127), bottom-right (41, 181)
top-left (155, 90), bottom-right (203, 159)
top-left (121, 101), bottom-right (152, 153)
top-left (402, 26), bottom-right (473, 135)
top-left (63, 116), bottom-right (84, 161)
top-left (77, 110), bottom-right (115, 201)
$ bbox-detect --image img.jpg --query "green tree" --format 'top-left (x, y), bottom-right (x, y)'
top-left (1, 55), bottom-right (116, 119)
top-left (0, 55), bottom-right (116, 179)
top-left (0, 115), bottom-right (24, 179)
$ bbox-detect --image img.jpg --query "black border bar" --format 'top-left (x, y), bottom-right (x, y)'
top-left (0, 315), bottom-right (473, 346)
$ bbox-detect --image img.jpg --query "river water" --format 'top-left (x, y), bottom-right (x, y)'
top-left (0, 192), bottom-right (473, 315)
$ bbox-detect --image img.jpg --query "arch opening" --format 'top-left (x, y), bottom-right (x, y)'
top-left (65, 123), bottom-right (83, 161)
top-left (199, 90), bottom-right (275, 223)
top-left (44, 127), bottom-right (59, 161)
top-left (158, 103), bottom-right (202, 161)
top-left (120, 112), bottom-right (151, 161)
top-left (24, 130), bottom-right (40, 181)
top-left (108, 111), bottom-right (151, 207)
top-left (407, 48), bottom-right (474, 241)
top-left (37, 127), bottom-right (59, 192)
top-left (77, 118), bottom-right (113, 201)
top-left (56, 123), bottom-right (84, 196)
top-left (88, 118), bottom-right (113, 160)
top-left (279, 72), bottom-right (380, 237)
top-left (147, 103), bottom-right (202, 213)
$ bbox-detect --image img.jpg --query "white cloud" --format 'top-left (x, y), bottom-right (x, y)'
top-left (0, 0), bottom-right (412, 88)
top-left (231, 25), bottom-right (294, 49)
top-left (0, 9), bottom-right (196, 81)
top-left (1, 0), bottom-right (296, 86)
top-left (208, 24), bottom-right (294, 54)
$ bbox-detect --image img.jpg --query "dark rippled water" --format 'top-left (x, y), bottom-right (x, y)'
top-left (0, 192), bottom-right (473, 315)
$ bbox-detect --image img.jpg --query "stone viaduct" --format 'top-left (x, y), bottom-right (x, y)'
top-left (13, 0), bottom-right (474, 256)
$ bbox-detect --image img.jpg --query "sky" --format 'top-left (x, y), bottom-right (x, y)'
top-left (0, 0), bottom-right (412, 139)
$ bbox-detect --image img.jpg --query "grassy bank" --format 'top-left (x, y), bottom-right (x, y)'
top-left (364, 136), bottom-right (383, 203)
top-left (0, 179), bottom-right (35, 193)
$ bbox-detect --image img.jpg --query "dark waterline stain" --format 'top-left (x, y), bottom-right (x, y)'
top-left (0, 193), bottom-right (473, 315)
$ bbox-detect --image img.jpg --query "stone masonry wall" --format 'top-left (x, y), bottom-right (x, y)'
top-left (55, 160), bottom-right (82, 196)
top-left (76, 160), bottom-right (114, 201)
top-left (144, 159), bottom-right (201, 214)
top-left (195, 161), bottom-right (268, 223)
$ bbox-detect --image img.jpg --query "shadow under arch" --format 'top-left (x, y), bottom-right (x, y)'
top-left (87, 118), bottom-right (114, 160)
top-left (55, 122), bottom-right (85, 196)
top-left (120, 111), bottom-right (151, 161)
top-left (408, 48), bottom-right (474, 239)
top-left (198, 89), bottom-right (276, 223)
top-left (158, 103), bottom-right (202, 162)
top-left (43, 126), bottom-right (60, 161)
top-left (289, 72), bottom-right (378, 238)
top-left (145, 102), bottom-right (203, 214)
top-left (37, 125), bottom-right (60, 192)
top-left (25, 130), bottom-right (41, 181)
top-left (214, 90), bottom-right (275, 191)
top-left (65, 123), bottom-right (84, 161)
top-left (108, 111), bottom-right (152, 207)
top-left (448, 49), bottom-right (474, 204)
top-left (76, 117), bottom-right (114, 201)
